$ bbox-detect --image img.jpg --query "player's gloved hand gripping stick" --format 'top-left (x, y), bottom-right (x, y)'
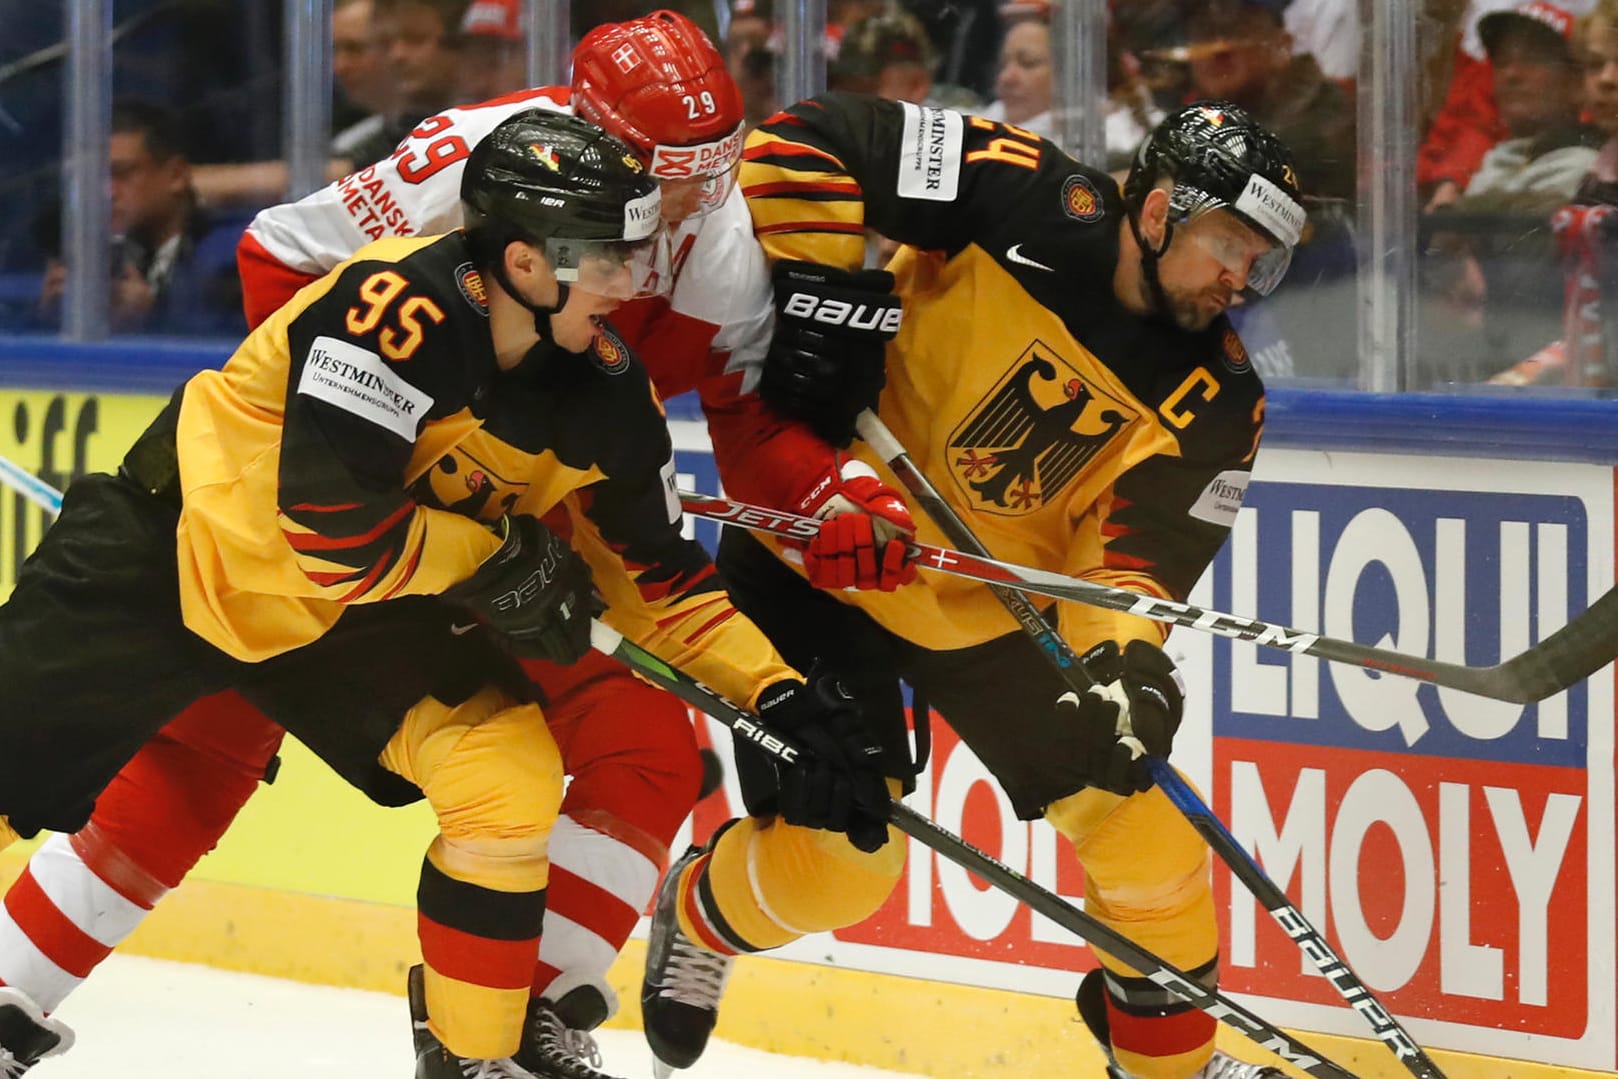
top-left (586, 618), bottom-right (1359, 1079)
top-left (443, 514), bottom-right (602, 665)
top-left (847, 409), bottom-right (1453, 1079)
top-left (0, 455), bottom-right (1381, 1077)
top-left (678, 490), bottom-right (1618, 705)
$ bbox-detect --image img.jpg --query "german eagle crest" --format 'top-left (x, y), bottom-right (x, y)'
top-left (949, 347), bottom-right (1129, 515)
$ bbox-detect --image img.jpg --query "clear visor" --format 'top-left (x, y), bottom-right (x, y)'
top-left (545, 230), bottom-right (672, 300)
top-left (658, 161), bottom-right (740, 221)
top-left (648, 124), bottom-right (745, 221)
top-left (1179, 206), bottom-right (1294, 297)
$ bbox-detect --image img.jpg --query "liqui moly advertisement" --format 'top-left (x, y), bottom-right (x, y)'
top-left (1203, 451), bottom-right (1615, 1071)
top-left (669, 430), bottom-right (1617, 1069)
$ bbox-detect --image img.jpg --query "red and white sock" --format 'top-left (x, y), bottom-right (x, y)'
top-left (530, 813), bottom-right (664, 1013)
top-left (0, 829), bottom-right (167, 1012)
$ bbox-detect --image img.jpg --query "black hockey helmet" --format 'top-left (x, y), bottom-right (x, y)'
top-left (1124, 101), bottom-right (1305, 296)
top-left (461, 109), bottom-right (667, 300)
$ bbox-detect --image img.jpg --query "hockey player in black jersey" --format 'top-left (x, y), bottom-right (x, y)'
top-left (0, 111), bottom-right (886, 1079)
top-left (640, 98), bottom-right (1302, 1079)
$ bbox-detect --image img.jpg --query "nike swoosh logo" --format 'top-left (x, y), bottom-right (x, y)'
top-left (1006, 243), bottom-right (1054, 273)
top-left (450, 623), bottom-right (480, 636)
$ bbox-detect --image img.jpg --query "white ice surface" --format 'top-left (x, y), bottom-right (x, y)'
top-left (38, 953), bottom-right (916, 1078)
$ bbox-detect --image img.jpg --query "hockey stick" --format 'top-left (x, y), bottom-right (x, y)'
top-left (587, 619), bottom-right (1357, 1079)
top-left (677, 487), bottom-right (1617, 706)
top-left (0, 454), bottom-right (1357, 1074)
top-left (851, 410), bottom-right (1449, 1079)
top-left (0, 455), bottom-right (64, 515)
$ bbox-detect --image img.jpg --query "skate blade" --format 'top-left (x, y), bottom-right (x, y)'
top-left (651, 1056), bottom-right (679, 1079)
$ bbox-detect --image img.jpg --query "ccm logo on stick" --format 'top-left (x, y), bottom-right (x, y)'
top-left (782, 292), bottom-right (902, 334)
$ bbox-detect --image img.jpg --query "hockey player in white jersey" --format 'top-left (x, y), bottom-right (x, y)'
top-left (0, 12), bottom-right (915, 1079)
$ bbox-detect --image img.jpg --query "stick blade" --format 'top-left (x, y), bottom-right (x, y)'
top-left (1490, 582), bottom-right (1618, 703)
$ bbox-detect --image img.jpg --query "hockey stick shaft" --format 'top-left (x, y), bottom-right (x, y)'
top-left (853, 410), bottom-right (1449, 1078)
top-left (586, 619), bottom-right (1355, 1079)
top-left (0, 453), bottom-right (1361, 1074)
top-left (4, 439), bottom-right (1610, 703)
top-left (1144, 757), bottom-right (1438, 1071)
top-left (0, 456), bottom-right (63, 514)
top-left (678, 485), bottom-right (1613, 705)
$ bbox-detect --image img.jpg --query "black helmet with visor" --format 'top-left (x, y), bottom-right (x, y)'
top-left (1124, 101), bottom-right (1305, 299)
top-left (461, 109), bottom-right (669, 306)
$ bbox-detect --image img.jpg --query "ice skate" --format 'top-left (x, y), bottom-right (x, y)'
top-left (641, 845), bottom-right (734, 1077)
top-left (0, 987), bottom-right (73, 1079)
top-left (513, 973), bottom-right (623, 1079)
top-left (409, 964), bottom-right (540, 1079)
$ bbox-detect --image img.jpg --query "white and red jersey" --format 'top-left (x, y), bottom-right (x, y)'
top-left (242, 87), bottom-right (571, 286)
top-left (237, 84), bottom-right (784, 502)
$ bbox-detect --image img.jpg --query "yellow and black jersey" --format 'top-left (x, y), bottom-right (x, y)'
top-left (740, 93), bottom-right (1264, 654)
top-left (170, 231), bottom-right (795, 706)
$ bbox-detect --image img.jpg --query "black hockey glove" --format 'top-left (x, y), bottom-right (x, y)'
top-left (761, 260), bottom-right (903, 447)
top-left (444, 515), bottom-right (601, 665)
top-left (1061, 639), bottom-right (1185, 796)
top-left (756, 667), bottom-right (891, 853)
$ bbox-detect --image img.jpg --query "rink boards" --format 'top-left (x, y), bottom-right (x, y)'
top-left (0, 340), bottom-right (1613, 1078)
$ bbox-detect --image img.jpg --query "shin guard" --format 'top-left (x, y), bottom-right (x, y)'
top-left (1047, 780), bottom-right (1218, 1079)
top-left (381, 686), bottom-right (563, 1061)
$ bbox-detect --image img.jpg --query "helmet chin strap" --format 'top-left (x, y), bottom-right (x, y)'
top-left (489, 255), bottom-right (570, 340)
top-left (1130, 209), bottom-right (1176, 324)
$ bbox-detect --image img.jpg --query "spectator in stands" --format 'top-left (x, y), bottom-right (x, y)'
top-left (722, 0), bottom-right (874, 126)
top-left (979, 2), bottom-right (1053, 134)
top-left (829, 6), bottom-right (977, 266)
top-left (970, 1), bottom-right (1061, 135)
top-left (1424, 3), bottom-right (1602, 378)
top-left (1418, 0), bottom-right (1598, 212)
top-left (1486, 0), bottom-right (1618, 384)
top-left (457, 0), bottom-right (529, 103)
top-left (1183, 0), bottom-right (1358, 202)
top-left (1459, 2), bottom-right (1601, 204)
top-left (194, 0), bottom-right (409, 209)
top-left (37, 100), bottom-right (242, 335)
top-left (1420, 1), bottom-right (1514, 212)
top-left (726, 0), bottom-right (780, 129)
top-left (332, 0), bottom-right (400, 161)
top-left (345, 0), bottom-right (470, 166)
top-left (975, 4), bottom-right (1159, 170)
top-left (1573, 0), bottom-right (1618, 197)
top-left (829, 6), bottom-right (980, 107)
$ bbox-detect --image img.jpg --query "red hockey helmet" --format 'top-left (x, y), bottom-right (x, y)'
top-left (572, 11), bottom-right (747, 219)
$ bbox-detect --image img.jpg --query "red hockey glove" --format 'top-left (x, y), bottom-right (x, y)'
top-left (794, 459), bottom-right (917, 592)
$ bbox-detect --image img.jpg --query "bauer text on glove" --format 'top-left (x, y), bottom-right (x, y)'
top-left (760, 260), bottom-right (902, 447)
top-left (444, 515), bottom-right (602, 665)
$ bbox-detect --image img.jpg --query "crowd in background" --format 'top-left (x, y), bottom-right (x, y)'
top-left (4, 0), bottom-right (1618, 390)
